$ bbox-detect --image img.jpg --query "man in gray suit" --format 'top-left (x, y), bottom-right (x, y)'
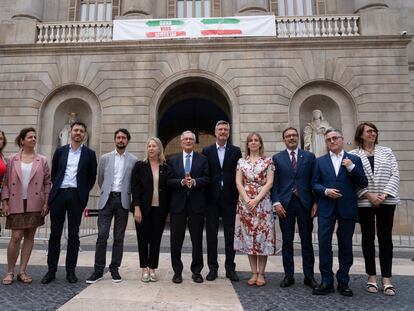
top-left (86, 129), bottom-right (137, 283)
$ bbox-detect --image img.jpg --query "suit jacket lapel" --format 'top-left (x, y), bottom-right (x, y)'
top-left (337, 152), bottom-right (347, 178)
top-left (108, 152), bottom-right (115, 182)
top-left (325, 153), bottom-right (337, 178)
top-left (13, 152), bottom-right (23, 183)
top-left (77, 145), bottom-right (87, 173)
top-left (190, 152), bottom-right (197, 176)
top-left (282, 150), bottom-right (295, 176)
top-left (29, 154), bottom-right (41, 182)
top-left (295, 149), bottom-right (304, 175)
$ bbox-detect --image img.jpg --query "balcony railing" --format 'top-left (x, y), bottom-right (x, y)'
top-left (35, 15), bottom-right (360, 44)
top-left (276, 15), bottom-right (360, 37)
top-left (37, 21), bottom-right (112, 43)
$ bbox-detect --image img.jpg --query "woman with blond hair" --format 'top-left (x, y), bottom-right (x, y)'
top-left (234, 132), bottom-right (275, 287)
top-left (131, 137), bottom-right (169, 282)
top-left (2, 127), bottom-right (51, 285)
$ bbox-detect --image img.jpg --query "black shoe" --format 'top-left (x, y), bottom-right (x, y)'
top-left (206, 270), bottom-right (218, 281)
top-left (226, 270), bottom-right (239, 282)
top-left (86, 271), bottom-right (103, 284)
top-left (304, 276), bottom-right (318, 289)
top-left (280, 276), bottom-right (295, 288)
top-left (111, 270), bottom-right (122, 283)
top-left (172, 274), bottom-right (182, 284)
top-left (337, 283), bottom-right (353, 297)
top-left (41, 271), bottom-right (56, 284)
top-left (312, 283), bottom-right (335, 295)
top-left (66, 271), bottom-right (78, 283)
top-left (192, 273), bottom-right (204, 283)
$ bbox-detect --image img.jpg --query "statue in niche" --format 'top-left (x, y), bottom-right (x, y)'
top-left (303, 109), bottom-right (332, 158)
top-left (59, 112), bottom-right (89, 146)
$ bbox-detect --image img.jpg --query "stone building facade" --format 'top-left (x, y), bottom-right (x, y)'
top-left (0, 0), bottom-right (413, 202)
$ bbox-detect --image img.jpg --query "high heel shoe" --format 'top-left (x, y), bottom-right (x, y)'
top-left (247, 273), bottom-right (258, 286)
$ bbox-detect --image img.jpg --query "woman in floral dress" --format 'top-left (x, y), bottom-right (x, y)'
top-left (234, 132), bottom-right (275, 287)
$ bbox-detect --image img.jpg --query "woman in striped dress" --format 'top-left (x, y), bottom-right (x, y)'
top-left (350, 122), bottom-right (400, 296)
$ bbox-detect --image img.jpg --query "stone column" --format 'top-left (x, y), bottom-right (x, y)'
top-left (236, 0), bottom-right (268, 14)
top-left (353, 0), bottom-right (388, 13)
top-left (121, 0), bottom-right (153, 17)
top-left (12, 0), bottom-right (44, 21)
top-left (354, 0), bottom-right (407, 36)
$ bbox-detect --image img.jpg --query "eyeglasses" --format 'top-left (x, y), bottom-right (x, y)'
top-left (364, 129), bottom-right (377, 134)
top-left (325, 136), bottom-right (343, 143)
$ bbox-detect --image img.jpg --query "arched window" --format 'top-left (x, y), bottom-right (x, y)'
top-left (270, 0), bottom-right (326, 16)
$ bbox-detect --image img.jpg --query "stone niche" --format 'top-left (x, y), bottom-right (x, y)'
top-left (121, 0), bottom-right (153, 17)
top-left (236, 0), bottom-right (269, 14)
top-left (289, 82), bottom-right (357, 151)
top-left (12, 0), bottom-right (44, 21)
top-left (53, 99), bottom-right (92, 149)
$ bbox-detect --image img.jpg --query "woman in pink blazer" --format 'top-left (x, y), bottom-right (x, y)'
top-left (1, 127), bottom-right (51, 285)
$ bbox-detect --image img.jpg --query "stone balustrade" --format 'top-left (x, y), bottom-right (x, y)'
top-left (35, 15), bottom-right (360, 44)
top-left (276, 15), bottom-right (360, 37)
top-left (36, 21), bottom-right (112, 43)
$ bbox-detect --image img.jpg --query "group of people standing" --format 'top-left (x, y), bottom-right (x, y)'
top-left (0, 120), bottom-right (399, 298)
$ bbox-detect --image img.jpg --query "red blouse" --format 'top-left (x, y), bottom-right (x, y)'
top-left (0, 157), bottom-right (6, 180)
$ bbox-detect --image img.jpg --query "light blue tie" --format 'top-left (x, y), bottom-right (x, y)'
top-left (184, 153), bottom-right (191, 173)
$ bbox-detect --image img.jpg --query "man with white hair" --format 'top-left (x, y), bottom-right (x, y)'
top-left (167, 131), bottom-right (209, 284)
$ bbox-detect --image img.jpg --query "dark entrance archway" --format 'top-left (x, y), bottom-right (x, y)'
top-left (157, 77), bottom-right (232, 156)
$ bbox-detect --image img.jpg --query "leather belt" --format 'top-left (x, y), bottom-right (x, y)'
top-left (110, 192), bottom-right (121, 197)
top-left (60, 187), bottom-right (77, 192)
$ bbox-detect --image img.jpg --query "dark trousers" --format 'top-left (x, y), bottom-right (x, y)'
top-left (359, 204), bottom-right (395, 277)
top-left (135, 206), bottom-right (166, 269)
top-left (279, 195), bottom-right (314, 278)
top-left (47, 189), bottom-right (83, 272)
top-left (318, 212), bottom-right (355, 286)
top-left (170, 199), bottom-right (204, 275)
top-left (206, 191), bottom-right (237, 272)
top-left (94, 195), bottom-right (129, 273)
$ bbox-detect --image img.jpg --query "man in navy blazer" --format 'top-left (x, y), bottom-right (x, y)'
top-left (42, 122), bottom-right (97, 284)
top-left (312, 129), bottom-right (368, 296)
top-left (202, 121), bottom-right (242, 282)
top-left (167, 130), bottom-right (209, 284)
top-left (271, 127), bottom-right (318, 289)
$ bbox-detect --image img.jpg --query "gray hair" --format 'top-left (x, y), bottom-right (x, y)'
top-left (215, 120), bottom-right (230, 130)
top-left (180, 130), bottom-right (196, 141)
top-left (325, 128), bottom-right (343, 137)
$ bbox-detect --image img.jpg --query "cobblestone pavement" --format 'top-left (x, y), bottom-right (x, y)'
top-left (233, 272), bottom-right (414, 311)
top-left (0, 265), bottom-right (90, 311)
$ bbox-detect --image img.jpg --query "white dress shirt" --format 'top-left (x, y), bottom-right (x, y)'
top-left (111, 150), bottom-right (126, 192)
top-left (329, 150), bottom-right (355, 176)
top-left (182, 151), bottom-right (194, 171)
top-left (216, 142), bottom-right (226, 168)
top-left (61, 145), bottom-right (83, 188)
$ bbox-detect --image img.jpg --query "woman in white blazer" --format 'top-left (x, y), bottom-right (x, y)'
top-left (350, 122), bottom-right (400, 296)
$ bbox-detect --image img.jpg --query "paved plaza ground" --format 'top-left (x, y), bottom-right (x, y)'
top-left (0, 231), bottom-right (413, 310)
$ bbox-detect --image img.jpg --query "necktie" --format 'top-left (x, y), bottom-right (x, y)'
top-left (291, 151), bottom-right (297, 171)
top-left (184, 153), bottom-right (191, 173)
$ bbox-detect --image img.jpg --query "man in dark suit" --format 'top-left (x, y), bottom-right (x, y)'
top-left (312, 129), bottom-right (368, 296)
top-left (271, 127), bottom-right (318, 289)
top-left (202, 120), bottom-right (242, 282)
top-left (42, 122), bottom-right (97, 284)
top-left (167, 130), bottom-right (209, 284)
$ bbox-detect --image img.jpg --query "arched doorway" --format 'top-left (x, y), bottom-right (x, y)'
top-left (157, 77), bottom-right (232, 157)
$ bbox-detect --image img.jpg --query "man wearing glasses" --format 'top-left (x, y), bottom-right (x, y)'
top-left (312, 129), bottom-right (367, 297)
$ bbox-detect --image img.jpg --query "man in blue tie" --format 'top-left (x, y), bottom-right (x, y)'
top-left (312, 129), bottom-right (368, 296)
top-left (167, 131), bottom-right (209, 284)
top-left (271, 127), bottom-right (318, 289)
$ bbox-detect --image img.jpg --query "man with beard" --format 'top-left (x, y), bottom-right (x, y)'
top-left (86, 129), bottom-right (137, 283)
top-left (42, 122), bottom-right (97, 284)
top-left (271, 127), bottom-right (317, 289)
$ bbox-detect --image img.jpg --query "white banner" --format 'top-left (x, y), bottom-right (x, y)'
top-left (113, 15), bottom-right (276, 41)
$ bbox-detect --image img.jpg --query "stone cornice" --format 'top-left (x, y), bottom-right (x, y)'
top-left (0, 35), bottom-right (412, 56)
